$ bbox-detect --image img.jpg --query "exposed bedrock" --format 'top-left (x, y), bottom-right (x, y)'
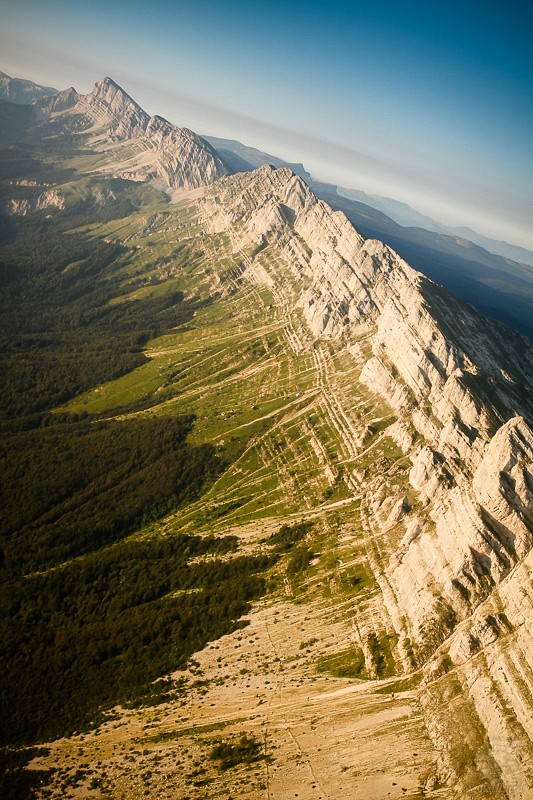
top-left (43, 77), bottom-right (230, 189)
top-left (198, 165), bottom-right (533, 795)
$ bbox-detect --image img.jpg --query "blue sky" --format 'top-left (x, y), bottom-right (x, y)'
top-left (2, 0), bottom-right (532, 248)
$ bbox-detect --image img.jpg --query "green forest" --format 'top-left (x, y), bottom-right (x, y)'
top-left (0, 208), bottom-right (202, 423)
top-left (1, 415), bottom-right (223, 573)
top-left (0, 532), bottom-right (274, 746)
top-left (0, 131), bottom-right (278, 796)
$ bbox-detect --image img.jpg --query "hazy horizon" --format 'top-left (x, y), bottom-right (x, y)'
top-left (2, 0), bottom-right (532, 249)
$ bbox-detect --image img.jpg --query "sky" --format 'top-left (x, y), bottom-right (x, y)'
top-left (2, 0), bottom-right (532, 249)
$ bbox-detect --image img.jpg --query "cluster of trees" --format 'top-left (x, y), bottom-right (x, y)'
top-left (0, 137), bottom-right (281, 760)
top-left (0, 746), bottom-right (53, 800)
top-left (0, 141), bottom-right (75, 184)
top-left (1, 342), bottom-right (145, 423)
top-left (0, 416), bottom-right (226, 573)
top-left (0, 531), bottom-right (275, 746)
top-left (209, 734), bottom-right (264, 770)
top-left (268, 520), bottom-right (314, 552)
top-left (267, 521), bottom-right (315, 578)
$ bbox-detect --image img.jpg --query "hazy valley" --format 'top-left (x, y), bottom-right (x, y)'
top-left (0, 72), bottom-right (532, 800)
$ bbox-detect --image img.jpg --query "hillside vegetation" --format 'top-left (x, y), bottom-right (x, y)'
top-left (1, 101), bottom-right (532, 800)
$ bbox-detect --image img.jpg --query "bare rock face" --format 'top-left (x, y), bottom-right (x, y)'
top-left (43, 86), bottom-right (78, 113)
top-left (473, 416), bottom-right (533, 557)
top-left (42, 77), bottom-right (230, 190)
top-left (69, 77), bottom-right (150, 138)
top-left (198, 164), bottom-right (533, 795)
top-left (4, 188), bottom-right (65, 215)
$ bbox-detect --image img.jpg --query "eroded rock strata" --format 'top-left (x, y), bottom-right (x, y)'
top-left (6, 75), bottom-right (531, 795)
top-left (42, 77), bottom-right (230, 189)
top-left (198, 164), bottom-right (533, 796)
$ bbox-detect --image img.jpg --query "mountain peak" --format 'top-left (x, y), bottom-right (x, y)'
top-left (93, 76), bottom-right (127, 95)
top-left (44, 85), bottom-right (78, 113)
top-left (99, 76), bottom-right (119, 87)
top-left (90, 76), bottom-right (141, 109)
top-left (39, 74), bottom-right (231, 190)
top-left (0, 70), bottom-right (59, 105)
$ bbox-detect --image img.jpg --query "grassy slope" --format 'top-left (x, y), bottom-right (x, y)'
top-left (1, 130), bottom-right (459, 798)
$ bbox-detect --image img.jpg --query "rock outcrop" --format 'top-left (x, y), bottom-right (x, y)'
top-left (3, 188), bottom-right (65, 215)
top-left (198, 164), bottom-right (533, 796)
top-left (42, 77), bottom-right (230, 190)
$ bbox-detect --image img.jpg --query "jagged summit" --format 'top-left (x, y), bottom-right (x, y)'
top-left (88, 76), bottom-right (147, 124)
top-left (95, 76), bottom-right (125, 91)
top-left (2, 68), bottom-right (533, 799)
top-left (42, 75), bottom-right (231, 190)
top-left (204, 164), bottom-right (533, 387)
top-left (91, 76), bottom-right (141, 103)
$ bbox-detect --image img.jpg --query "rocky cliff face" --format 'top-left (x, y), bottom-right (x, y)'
top-left (3, 188), bottom-right (65, 215)
top-left (198, 164), bottom-right (533, 796)
top-left (43, 77), bottom-right (230, 190)
top-left (200, 166), bottom-right (533, 625)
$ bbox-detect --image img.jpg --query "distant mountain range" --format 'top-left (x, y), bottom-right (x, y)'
top-left (204, 135), bottom-right (312, 182)
top-left (0, 69), bottom-right (58, 104)
top-left (336, 186), bottom-right (533, 268)
top-left (2, 68), bottom-right (530, 267)
top-left (1, 68), bottom-right (531, 339)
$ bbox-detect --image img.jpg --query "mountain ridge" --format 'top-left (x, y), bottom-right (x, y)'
top-left (197, 162), bottom-right (533, 793)
top-left (204, 135), bottom-right (533, 339)
top-left (2, 69), bottom-right (531, 337)
top-left (3, 68), bottom-right (530, 264)
top-left (1, 72), bottom-right (532, 799)
top-left (206, 132), bottom-right (533, 267)
top-left (0, 69), bottom-right (58, 104)
top-left (42, 75), bottom-right (231, 190)
top-left (338, 185), bottom-right (533, 267)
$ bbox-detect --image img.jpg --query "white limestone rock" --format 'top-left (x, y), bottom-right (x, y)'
top-left (199, 165), bottom-right (533, 673)
top-left (43, 77), bottom-right (230, 190)
top-left (4, 188), bottom-right (65, 215)
top-left (473, 416), bottom-right (533, 558)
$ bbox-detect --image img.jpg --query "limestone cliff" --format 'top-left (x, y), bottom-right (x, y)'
top-left (3, 188), bottom-right (65, 215)
top-left (198, 164), bottom-right (533, 797)
top-left (42, 77), bottom-right (230, 190)
top-left (200, 165), bottom-right (533, 627)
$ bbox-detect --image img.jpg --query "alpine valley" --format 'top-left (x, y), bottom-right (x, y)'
top-left (1, 73), bottom-right (532, 800)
